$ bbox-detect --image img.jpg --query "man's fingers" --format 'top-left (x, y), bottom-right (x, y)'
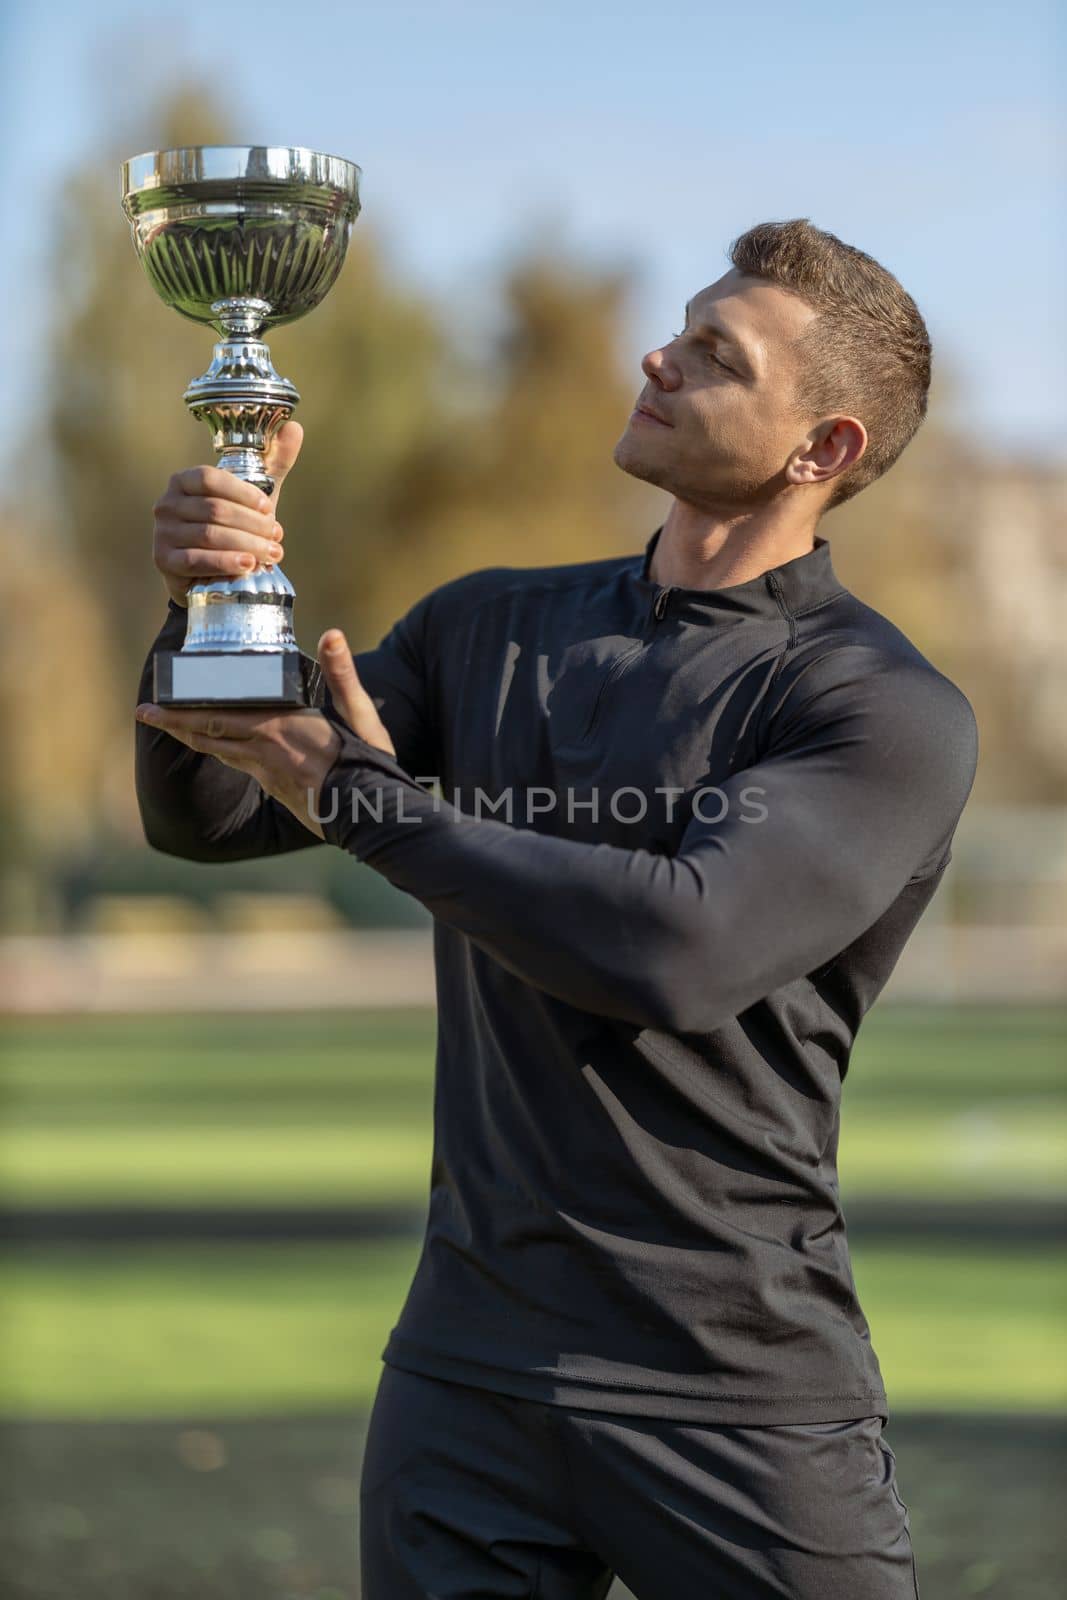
top-left (166, 549), bottom-right (260, 580)
top-left (171, 494), bottom-right (279, 541)
top-left (133, 705), bottom-right (268, 777)
top-left (173, 466), bottom-right (272, 514)
top-left (163, 523), bottom-right (282, 564)
top-left (135, 705), bottom-right (261, 742)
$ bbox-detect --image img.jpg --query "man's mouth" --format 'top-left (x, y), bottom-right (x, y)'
top-left (632, 403), bottom-right (671, 427)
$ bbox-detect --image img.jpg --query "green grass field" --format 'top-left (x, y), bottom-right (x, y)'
top-left (3, 1239), bottom-right (1063, 1418)
top-left (2, 1006), bottom-right (1064, 1205)
top-left (1, 1005), bottom-right (1064, 1599)
top-left (1, 1005), bottom-right (1064, 1419)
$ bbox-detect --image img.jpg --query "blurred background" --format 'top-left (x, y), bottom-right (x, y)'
top-left (1, 1), bottom-right (1064, 1596)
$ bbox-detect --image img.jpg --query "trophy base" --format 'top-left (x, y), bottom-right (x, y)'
top-left (153, 649), bottom-right (318, 708)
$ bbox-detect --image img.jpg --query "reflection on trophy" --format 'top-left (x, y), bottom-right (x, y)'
top-left (121, 146), bottom-right (362, 706)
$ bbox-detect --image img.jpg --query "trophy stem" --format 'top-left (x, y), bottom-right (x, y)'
top-left (211, 296), bottom-right (272, 337)
top-left (183, 311), bottom-right (300, 500)
top-left (177, 301), bottom-right (304, 672)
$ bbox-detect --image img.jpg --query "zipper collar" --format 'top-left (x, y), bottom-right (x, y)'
top-left (632, 523), bottom-right (845, 624)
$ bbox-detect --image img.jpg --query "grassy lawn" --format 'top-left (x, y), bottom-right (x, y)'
top-left (4, 1110), bottom-right (1063, 1203)
top-left (0, 1011), bottom-right (436, 1206)
top-left (1, 1239), bottom-right (1063, 1420)
top-left (1, 1006), bottom-right (1064, 1205)
top-left (1, 1005), bottom-right (1064, 1422)
top-left (1, 1240), bottom-right (420, 1418)
top-left (2, 1005), bottom-right (1063, 1599)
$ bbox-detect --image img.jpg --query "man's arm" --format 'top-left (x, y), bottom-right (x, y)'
top-left (135, 594), bottom-right (438, 861)
top-left (316, 647), bottom-right (979, 1032)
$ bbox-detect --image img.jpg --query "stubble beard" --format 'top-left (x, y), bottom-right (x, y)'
top-left (612, 432), bottom-right (677, 491)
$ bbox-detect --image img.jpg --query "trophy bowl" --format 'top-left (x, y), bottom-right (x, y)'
top-left (120, 145), bottom-right (362, 333)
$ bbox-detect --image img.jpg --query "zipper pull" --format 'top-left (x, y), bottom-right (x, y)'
top-left (653, 586), bottom-right (673, 621)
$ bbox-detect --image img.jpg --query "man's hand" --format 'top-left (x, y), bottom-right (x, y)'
top-left (134, 629), bottom-right (397, 838)
top-left (152, 421), bottom-right (304, 608)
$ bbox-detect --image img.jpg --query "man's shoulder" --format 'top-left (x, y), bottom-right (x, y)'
top-left (774, 584), bottom-right (978, 764)
top-left (797, 585), bottom-right (972, 700)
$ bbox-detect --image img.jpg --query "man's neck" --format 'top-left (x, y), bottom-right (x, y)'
top-left (648, 498), bottom-right (822, 592)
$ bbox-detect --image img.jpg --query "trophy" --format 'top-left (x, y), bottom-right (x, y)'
top-left (121, 145), bottom-right (362, 705)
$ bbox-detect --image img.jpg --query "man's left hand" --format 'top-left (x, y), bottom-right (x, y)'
top-left (134, 629), bottom-right (395, 840)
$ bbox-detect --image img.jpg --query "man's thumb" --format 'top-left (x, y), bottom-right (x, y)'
top-left (265, 420), bottom-right (304, 485)
top-left (317, 629), bottom-right (396, 758)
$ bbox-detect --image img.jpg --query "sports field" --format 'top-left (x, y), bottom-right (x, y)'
top-left (1, 1004), bottom-right (1064, 1598)
top-left (2, 1005), bottom-right (1064, 1211)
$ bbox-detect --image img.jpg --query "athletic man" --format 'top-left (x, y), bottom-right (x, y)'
top-left (135, 218), bottom-right (978, 1598)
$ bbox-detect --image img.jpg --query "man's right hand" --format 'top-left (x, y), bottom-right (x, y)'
top-left (152, 420), bottom-right (304, 608)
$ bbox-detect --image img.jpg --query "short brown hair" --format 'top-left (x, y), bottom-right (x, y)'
top-left (729, 219), bottom-right (932, 511)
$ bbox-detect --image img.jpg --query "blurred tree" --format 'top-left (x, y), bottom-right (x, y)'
top-left (260, 233), bottom-right (458, 648)
top-left (46, 89), bottom-right (660, 670)
top-left (48, 88), bottom-right (236, 661)
top-left (830, 383), bottom-right (1067, 803)
top-left (829, 381), bottom-right (972, 657)
top-left (0, 509), bottom-right (121, 929)
top-left (18, 76), bottom-right (1062, 938)
top-left (356, 244), bottom-right (664, 630)
top-left (27, 81), bottom-right (664, 927)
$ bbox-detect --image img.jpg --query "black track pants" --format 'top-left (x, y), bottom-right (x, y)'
top-left (359, 1365), bottom-right (919, 1600)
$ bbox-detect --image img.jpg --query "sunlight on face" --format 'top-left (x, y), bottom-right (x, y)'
top-left (613, 269), bottom-right (821, 507)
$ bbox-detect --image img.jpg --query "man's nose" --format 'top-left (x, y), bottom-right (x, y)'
top-left (641, 346), bottom-right (678, 385)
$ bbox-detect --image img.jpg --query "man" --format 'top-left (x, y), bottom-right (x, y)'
top-left (136, 218), bottom-right (978, 1598)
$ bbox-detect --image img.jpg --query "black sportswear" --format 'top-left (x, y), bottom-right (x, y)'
top-left (358, 1365), bottom-right (919, 1599)
top-left (135, 524), bottom-right (979, 1424)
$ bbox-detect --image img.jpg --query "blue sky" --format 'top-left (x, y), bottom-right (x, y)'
top-left (4, 0), bottom-right (1064, 460)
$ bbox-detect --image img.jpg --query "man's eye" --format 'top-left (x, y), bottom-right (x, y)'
top-left (672, 330), bottom-right (730, 372)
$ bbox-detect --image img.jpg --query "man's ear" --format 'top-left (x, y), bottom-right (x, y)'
top-left (788, 416), bottom-right (867, 488)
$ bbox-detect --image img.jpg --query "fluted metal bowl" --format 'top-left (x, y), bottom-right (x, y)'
top-left (120, 145), bottom-right (362, 332)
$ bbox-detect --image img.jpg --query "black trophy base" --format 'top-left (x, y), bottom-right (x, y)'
top-left (153, 649), bottom-right (319, 708)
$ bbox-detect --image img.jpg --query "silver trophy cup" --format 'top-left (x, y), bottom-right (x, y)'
top-left (121, 145), bottom-right (362, 705)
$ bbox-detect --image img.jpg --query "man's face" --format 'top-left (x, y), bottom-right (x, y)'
top-left (613, 268), bottom-right (821, 507)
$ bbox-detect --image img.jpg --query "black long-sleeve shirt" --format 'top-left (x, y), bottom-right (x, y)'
top-left (136, 525), bottom-right (979, 1423)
